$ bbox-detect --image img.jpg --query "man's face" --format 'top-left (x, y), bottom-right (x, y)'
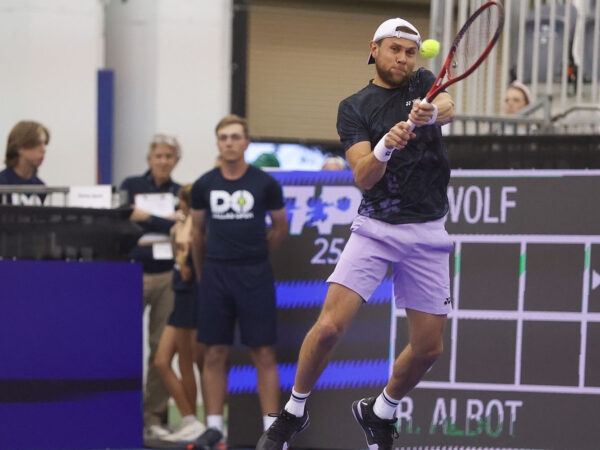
top-left (148, 143), bottom-right (178, 181)
top-left (372, 37), bottom-right (418, 88)
top-left (216, 123), bottom-right (249, 163)
top-left (19, 130), bottom-right (47, 169)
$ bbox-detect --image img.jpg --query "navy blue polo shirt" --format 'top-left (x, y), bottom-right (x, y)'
top-left (0, 167), bottom-right (45, 205)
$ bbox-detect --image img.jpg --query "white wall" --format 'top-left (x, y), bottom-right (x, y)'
top-left (0, 0), bottom-right (103, 186)
top-left (106, 0), bottom-right (232, 187)
top-left (1, 0), bottom-right (232, 188)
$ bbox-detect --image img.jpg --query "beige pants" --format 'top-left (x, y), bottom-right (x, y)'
top-left (143, 270), bottom-right (175, 427)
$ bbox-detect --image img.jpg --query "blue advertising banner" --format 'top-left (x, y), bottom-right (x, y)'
top-left (0, 260), bottom-right (143, 450)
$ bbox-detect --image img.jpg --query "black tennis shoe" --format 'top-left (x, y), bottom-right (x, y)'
top-left (352, 397), bottom-right (398, 450)
top-left (255, 409), bottom-right (310, 450)
top-left (191, 427), bottom-right (223, 450)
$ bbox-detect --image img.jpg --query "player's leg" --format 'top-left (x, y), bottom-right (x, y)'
top-left (294, 219), bottom-right (392, 395)
top-left (257, 219), bottom-right (389, 450)
top-left (387, 309), bottom-right (447, 399)
top-left (351, 312), bottom-right (446, 450)
top-left (353, 218), bottom-right (453, 449)
top-left (386, 217), bottom-right (452, 400)
top-left (294, 283), bottom-right (363, 393)
top-left (255, 284), bottom-right (363, 450)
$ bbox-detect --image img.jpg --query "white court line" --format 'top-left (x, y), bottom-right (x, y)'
top-left (395, 309), bottom-right (600, 322)
top-left (580, 243), bottom-right (591, 388)
top-left (449, 241), bottom-right (461, 385)
top-left (417, 380), bottom-right (600, 395)
top-left (390, 234), bottom-right (600, 396)
top-left (514, 242), bottom-right (526, 386)
top-left (450, 234), bottom-right (600, 243)
top-left (451, 169), bottom-right (600, 177)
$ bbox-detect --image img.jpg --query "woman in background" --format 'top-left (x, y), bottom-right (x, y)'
top-left (504, 80), bottom-right (532, 115)
top-left (501, 80), bottom-right (535, 135)
top-left (154, 184), bottom-right (206, 443)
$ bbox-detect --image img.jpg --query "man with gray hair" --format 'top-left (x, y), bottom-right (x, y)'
top-left (120, 134), bottom-right (183, 440)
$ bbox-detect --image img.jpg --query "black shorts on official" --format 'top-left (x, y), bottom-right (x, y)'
top-left (197, 259), bottom-right (277, 347)
top-left (168, 286), bottom-right (197, 329)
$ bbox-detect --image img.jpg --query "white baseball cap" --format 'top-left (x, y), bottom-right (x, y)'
top-left (367, 18), bottom-right (422, 64)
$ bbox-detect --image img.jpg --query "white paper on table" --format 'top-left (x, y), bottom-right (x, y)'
top-left (134, 192), bottom-right (176, 217)
top-left (68, 185), bottom-right (112, 208)
top-left (152, 242), bottom-right (174, 260)
top-left (138, 233), bottom-right (171, 245)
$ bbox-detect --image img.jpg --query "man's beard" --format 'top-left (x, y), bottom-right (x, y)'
top-left (376, 64), bottom-right (410, 88)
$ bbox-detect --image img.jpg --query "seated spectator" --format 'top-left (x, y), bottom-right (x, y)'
top-left (500, 81), bottom-right (535, 135)
top-left (0, 120), bottom-right (50, 205)
top-left (321, 154), bottom-right (347, 170)
top-left (504, 80), bottom-right (532, 115)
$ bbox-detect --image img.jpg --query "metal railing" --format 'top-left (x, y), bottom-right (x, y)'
top-left (449, 96), bottom-right (600, 135)
top-left (0, 186), bottom-right (70, 206)
top-left (429, 0), bottom-right (600, 132)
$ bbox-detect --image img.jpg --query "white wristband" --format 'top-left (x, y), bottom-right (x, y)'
top-left (373, 134), bottom-right (395, 162)
top-left (425, 103), bottom-right (439, 125)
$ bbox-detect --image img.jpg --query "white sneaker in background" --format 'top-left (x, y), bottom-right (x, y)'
top-left (162, 419), bottom-right (206, 442)
top-left (144, 424), bottom-right (171, 440)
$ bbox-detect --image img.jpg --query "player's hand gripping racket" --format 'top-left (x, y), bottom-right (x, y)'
top-left (408, 0), bottom-right (505, 130)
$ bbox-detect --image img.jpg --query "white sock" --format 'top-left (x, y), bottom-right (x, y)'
top-left (181, 414), bottom-right (197, 426)
top-left (372, 389), bottom-right (400, 420)
top-left (263, 414), bottom-right (276, 431)
top-left (284, 388), bottom-right (311, 417)
top-left (206, 414), bottom-right (223, 432)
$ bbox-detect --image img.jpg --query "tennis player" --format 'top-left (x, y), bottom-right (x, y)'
top-left (256, 17), bottom-right (455, 450)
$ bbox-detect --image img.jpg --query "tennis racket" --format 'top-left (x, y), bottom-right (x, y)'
top-left (409, 0), bottom-right (505, 128)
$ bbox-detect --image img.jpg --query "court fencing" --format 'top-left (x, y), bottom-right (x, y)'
top-left (429, 0), bottom-right (600, 135)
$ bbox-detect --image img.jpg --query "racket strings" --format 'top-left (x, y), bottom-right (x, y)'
top-left (449, 5), bottom-right (503, 79)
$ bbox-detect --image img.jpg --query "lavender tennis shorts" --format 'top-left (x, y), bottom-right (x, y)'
top-left (327, 215), bottom-right (454, 315)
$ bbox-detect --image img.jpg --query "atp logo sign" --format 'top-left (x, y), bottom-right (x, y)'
top-left (282, 185), bottom-right (363, 236)
top-left (210, 190), bottom-right (255, 220)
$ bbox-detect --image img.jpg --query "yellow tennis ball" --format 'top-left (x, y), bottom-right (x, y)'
top-left (420, 39), bottom-right (440, 58)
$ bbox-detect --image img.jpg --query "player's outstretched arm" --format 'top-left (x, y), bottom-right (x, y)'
top-left (347, 141), bottom-right (386, 190)
top-left (347, 125), bottom-right (414, 191)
